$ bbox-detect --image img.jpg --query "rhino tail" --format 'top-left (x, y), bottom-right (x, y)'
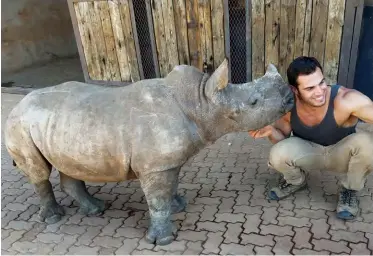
top-left (12, 160), bottom-right (17, 167)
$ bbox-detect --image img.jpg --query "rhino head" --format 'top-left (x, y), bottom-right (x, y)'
top-left (204, 59), bottom-right (294, 132)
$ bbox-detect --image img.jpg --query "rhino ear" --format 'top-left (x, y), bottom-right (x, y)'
top-left (205, 58), bottom-right (229, 99)
top-left (265, 63), bottom-right (279, 75)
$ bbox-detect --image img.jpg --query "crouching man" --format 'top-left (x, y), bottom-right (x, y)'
top-left (249, 56), bottom-right (373, 220)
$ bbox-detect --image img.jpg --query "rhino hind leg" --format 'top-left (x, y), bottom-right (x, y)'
top-left (141, 167), bottom-right (183, 245)
top-left (59, 172), bottom-right (107, 215)
top-left (35, 180), bottom-right (65, 224)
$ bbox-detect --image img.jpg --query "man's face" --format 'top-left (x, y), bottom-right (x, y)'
top-left (294, 67), bottom-right (328, 107)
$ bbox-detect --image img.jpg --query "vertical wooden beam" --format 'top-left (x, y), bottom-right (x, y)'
top-left (162, 0), bottom-right (179, 73)
top-left (279, 0), bottom-right (296, 78)
top-left (294, 0), bottom-right (307, 57)
top-left (80, 1), bottom-right (103, 80)
top-left (186, 0), bottom-right (203, 70)
top-left (324, 0), bottom-right (346, 84)
top-left (199, 0), bottom-right (213, 73)
top-left (98, 1), bottom-right (121, 81)
top-left (309, 0), bottom-right (329, 65)
top-left (68, 0), bottom-right (90, 82)
top-left (303, 0), bottom-right (313, 56)
top-left (211, 0), bottom-right (225, 70)
top-left (265, 0), bottom-right (280, 68)
top-left (223, 0), bottom-right (231, 81)
top-left (251, 0), bottom-right (265, 79)
top-left (173, 0), bottom-right (190, 65)
top-left (109, 0), bottom-right (131, 81)
top-left (120, 0), bottom-right (140, 81)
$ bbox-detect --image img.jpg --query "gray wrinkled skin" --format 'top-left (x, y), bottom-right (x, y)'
top-left (4, 59), bottom-right (293, 245)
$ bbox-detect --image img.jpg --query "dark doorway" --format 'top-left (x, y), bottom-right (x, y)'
top-left (353, 5), bottom-right (373, 100)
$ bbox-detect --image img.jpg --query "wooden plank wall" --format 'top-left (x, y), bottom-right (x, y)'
top-left (151, 0), bottom-right (225, 76)
top-left (73, 0), bottom-right (140, 83)
top-left (252, 0), bottom-right (346, 84)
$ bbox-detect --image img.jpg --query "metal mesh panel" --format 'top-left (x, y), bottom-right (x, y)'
top-left (132, 0), bottom-right (157, 79)
top-left (228, 0), bottom-right (247, 83)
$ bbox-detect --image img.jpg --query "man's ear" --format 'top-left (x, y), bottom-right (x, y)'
top-left (290, 85), bottom-right (299, 95)
top-left (205, 58), bottom-right (229, 99)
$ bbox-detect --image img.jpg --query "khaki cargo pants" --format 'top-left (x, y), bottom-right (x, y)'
top-left (268, 132), bottom-right (373, 191)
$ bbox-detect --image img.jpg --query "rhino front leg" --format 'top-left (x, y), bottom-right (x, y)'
top-left (141, 167), bottom-right (183, 245)
top-left (59, 172), bottom-right (107, 215)
top-left (171, 167), bottom-right (186, 214)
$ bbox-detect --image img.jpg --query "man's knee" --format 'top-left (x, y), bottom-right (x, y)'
top-left (269, 137), bottom-right (298, 169)
top-left (347, 132), bottom-right (373, 158)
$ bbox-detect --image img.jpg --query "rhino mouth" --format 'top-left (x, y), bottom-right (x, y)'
top-left (282, 91), bottom-right (295, 113)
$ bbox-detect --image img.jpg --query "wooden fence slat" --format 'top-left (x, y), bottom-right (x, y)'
top-left (211, 0), bottom-right (225, 70)
top-left (173, 0), bottom-right (190, 65)
top-left (303, 0), bottom-right (313, 56)
top-left (251, 0), bottom-right (265, 79)
top-left (108, 0), bottom-right (131, 81)
top-left (186, 0), bottom-right (202, 70)
top-left (151, 0), bottom-right (168, 77)
top-left (294, 0), bottom-right (307, 57)
top-left (309, 0), bottom-right (329, 65)
top-left (265, 0), bottom-right (280, 68)
top-left (76, 2), bottom-right (102, 80)
top-left (199, 0), bottom-right (213, 73)
top-left (98, 1), bottom-right (121, 81)
top-left (279, 0), bottom-right (296, 78)
top-left (324, 0), bottom-right (345, 84)
top-left (74, 2), bottom-right (95, 80)
top-left (162, 0), bottom-right (179, 73)
top-left (119, 0), bottom-right (140, 81)
top-left (91, 1), bottom-right (111, 80)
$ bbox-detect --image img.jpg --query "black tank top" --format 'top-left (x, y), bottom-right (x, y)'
top-left (290, 85), bottom-right (356, 146)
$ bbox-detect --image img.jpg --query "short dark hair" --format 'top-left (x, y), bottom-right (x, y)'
top-left (287, 56), bottom-right (323, 87)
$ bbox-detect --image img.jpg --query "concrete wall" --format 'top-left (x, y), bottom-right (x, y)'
top-left (1, 0), bottom-right (79, 74)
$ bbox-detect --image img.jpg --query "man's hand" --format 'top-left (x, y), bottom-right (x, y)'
top-left (248, 125), bottom-right (274, 139)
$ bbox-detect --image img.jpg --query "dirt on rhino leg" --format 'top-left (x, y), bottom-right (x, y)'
top-left (60, 172), bottom-right (107, 215)
top-left (140, 167), bottom-right (185, 245)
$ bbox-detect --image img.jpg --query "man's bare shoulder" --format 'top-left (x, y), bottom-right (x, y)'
top-left (335, 86), bottom-right (372, 111)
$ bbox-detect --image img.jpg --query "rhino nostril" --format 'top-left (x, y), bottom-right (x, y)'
top-left (249, 97), bottom-right (258, 106)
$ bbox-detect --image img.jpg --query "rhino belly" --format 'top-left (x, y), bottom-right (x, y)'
top-left (29, 110), bottom-right (132, 183)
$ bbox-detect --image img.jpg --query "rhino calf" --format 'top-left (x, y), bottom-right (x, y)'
top-left (4, 59), bottom-right (293, 245)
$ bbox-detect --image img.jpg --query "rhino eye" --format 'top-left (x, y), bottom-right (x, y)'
top-left (248, 97), bottom-right (258, 106)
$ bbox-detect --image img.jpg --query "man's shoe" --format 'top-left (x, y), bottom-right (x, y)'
top-left (337, 187), bottom-right (359, 220)
top-left (267, 175), bottom-right (307, 200)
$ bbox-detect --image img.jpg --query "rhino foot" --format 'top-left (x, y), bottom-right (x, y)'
top-left (38, 201), bottom-right (65, 224)
top-left (171, 195), bottom-right (186, 214)
top-left (145, 220), bottom-right (177, 245)
top-left (79, 197), bottom-right (107, 216)
top-left (34, 180), bottom-right (65, 224)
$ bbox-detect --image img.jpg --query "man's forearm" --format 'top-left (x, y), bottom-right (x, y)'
top-left (268, 127), bottom-right (287, 144)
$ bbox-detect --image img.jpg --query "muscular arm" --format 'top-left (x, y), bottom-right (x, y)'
top-left (341, 90), bottom-right (373, 124)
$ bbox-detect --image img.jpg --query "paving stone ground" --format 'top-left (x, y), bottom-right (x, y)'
top-left (2, 93), bottom-right (373, 255)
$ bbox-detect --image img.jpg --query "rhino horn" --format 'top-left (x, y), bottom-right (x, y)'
top-left (205, 58), bottom-right (229, 99)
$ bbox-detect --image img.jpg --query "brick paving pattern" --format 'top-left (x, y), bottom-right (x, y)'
top-left (2, 93), bottom-right (373, 255)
